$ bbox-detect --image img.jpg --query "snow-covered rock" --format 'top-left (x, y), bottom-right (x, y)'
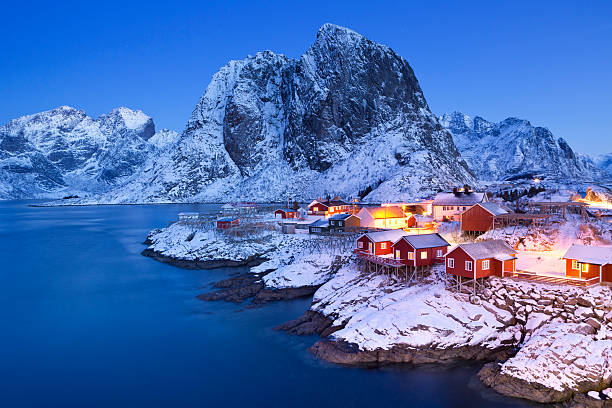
top-left (485, 322), bottom-right (612, 403)
top-left (440, 111), bottom-right (605, 183)
top-left (95, 24), bottom-right (474, 204)
top-left (308, 265), bottom-right (519, 364)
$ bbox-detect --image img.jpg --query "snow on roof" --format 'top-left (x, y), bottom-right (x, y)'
top-left (396, 233), bottom-right (450, 249)
top-left (178, 212), bottom-right (199, 216)
top-left (310, 219), bottom-right (329, 227)
top-left (433, 191), bottom-right (486, 206)
top-left (475, 202), bottom-right (509, 216)
top-left (562, 244), bottom-right (612, 265)
top-left (217, 217), bottom-right (238, 222)
top-left (449, 240), bottom-right (515, 260)
top-left (362, 229), bottom-right (407, 243)
top-left (361, 206), bottom-right (405, 219)
top-left (329, 213), bottom-right (357, 220)
top-left (414, 215), bottom-right (433, 222)
top-left (276, 208), bottom-right (298, 212)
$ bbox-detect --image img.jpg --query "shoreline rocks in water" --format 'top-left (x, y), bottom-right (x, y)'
top-left (141, 247), bottom-right (267, 270)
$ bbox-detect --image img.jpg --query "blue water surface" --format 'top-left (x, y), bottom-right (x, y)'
top-left (0, 201), bottom-right (531, 407)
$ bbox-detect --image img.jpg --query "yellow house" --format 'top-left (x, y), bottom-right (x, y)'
top-left (357, 206), bottom-right (407, 229)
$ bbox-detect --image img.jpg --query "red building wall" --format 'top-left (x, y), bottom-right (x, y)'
top-left (445, 247), bottom-right (475, 278)
top-left (461, 205), bottom-right (495, 232)
top-left (356, 236), bottom-right (393, 255)
top-left (392, 239), bottom-right (448, 267)
top-left (604, 265), bottom-right (612, 282)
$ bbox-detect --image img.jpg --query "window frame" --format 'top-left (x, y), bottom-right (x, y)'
top-left (482, 260), bottom-right (490, 270)
top-left (447, 258), bottom-right (454, 268)
top-left (572, 260), bottom-right (578, 270)
top-left (465, 260), bottom-right (473, 271)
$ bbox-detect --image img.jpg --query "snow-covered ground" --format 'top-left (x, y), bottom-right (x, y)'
top-left (312, 265), bottom-right (518, 351)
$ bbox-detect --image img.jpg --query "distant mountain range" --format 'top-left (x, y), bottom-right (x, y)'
top-left (0, 105), bottom-right (178, 199)
top-left (439, 111), bottom-right (606, 183)
top-left (0, 24), bottom-right (609, 203)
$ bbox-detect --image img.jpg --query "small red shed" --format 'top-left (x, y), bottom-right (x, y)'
top-left (275, 208), bottom-right (298, 219)
top-left (216, 217), bottom-right (239, 229)
top-left (356, 230), bottom-right (406, 256)
top-left (391, 233), bottom-right (450, 266)
top-left (445, 240), bottom-right (516, 279)
top-left (460, 202), bottom-right (508, 233)
top-left (562, 244), bottom-right (612, 282)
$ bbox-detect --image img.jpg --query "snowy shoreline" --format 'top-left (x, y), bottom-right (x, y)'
top-left (144, 222), bottom-right (612, 405)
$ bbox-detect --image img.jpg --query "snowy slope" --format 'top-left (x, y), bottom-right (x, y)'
top-left (0, 106), bottom-right (174, 199)
top-left (98, 24), bottom-right (474, 204)
top-left (440, 111), bottom-right (604, 183)
top-left (595, 153), bottom-right (612, 176)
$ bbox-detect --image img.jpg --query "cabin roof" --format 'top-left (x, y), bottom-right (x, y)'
top-left (473, 202), bottom-right (509, 216)
top-left (217, 217), bottom-right (239, 222)
top-left (276, 208), bottom-right (298, 212)
top-left (448, 240), bottom-right (514, 260)
top-left (361, 206), bottom-right (405, 219)
top-left (433, 192), bottom-right (486, 206)
top-left (361, 229), bottom-right (407, 243)
top-left (329, 213), bottom-right (358, 220)
top-left (563, 244), bottom-right (612, 265)
top-left (309, 219), bottom-right (329, 227)
top-left (394, 233), bottom-right (450, 249)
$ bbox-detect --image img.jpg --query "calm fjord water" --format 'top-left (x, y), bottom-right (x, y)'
top-left (0, 201), bottom-right (527, 407)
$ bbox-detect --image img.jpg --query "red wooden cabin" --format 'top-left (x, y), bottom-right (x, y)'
top-left (308, 198), bottom-right (350, 215)
top-left (356, 230), bottom-right (406, 256)
top-left (460, 202), bottom-right (508, 233)
top-left (274, 208), bottom-right (298, 219)
top-left (391, 233), bottom-right (450, 266)
top-left (445, 240), bottom-right (516, 279)
top-left (216, 217), bottom-right (239, 229)
top-left (562, 244), bottom-right (612, 282)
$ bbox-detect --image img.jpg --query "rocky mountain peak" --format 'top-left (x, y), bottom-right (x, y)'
top-left (97, 24), bottom-right (473, 203)
top-left (441, 111), bottom-right (603, 182)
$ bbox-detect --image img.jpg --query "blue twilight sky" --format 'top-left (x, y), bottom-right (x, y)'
top-left (1, 1), bottom-right (610, 155)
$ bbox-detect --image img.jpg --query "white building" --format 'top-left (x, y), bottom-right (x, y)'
top-left (432, 191), bottom-right (488, 221)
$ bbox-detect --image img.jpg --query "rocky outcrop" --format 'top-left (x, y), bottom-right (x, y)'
top-left (440, 111), bottom-right (604, 183)
top-left (310, 338), bottom-right (513, 367)
top-left (100, 24), bottom-right (474, 204)
top-left (480, 323), bottom-right (612, 404)
top-left (141, 248), bottom-right (266, 269)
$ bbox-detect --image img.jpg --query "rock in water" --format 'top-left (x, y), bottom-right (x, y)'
top-left (103, 23), bottom-right (474, 203)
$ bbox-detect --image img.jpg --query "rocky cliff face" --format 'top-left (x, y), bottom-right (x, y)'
top-left (0, 106), bottom-right (164, 199)
top-left (440, 111), bottom-right (604, 183)
top-left (103, 24), bottom-right (474, 203)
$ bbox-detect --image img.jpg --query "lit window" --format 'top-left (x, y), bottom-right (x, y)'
top-left (447, 258), bottom-right (454, 268)
top-left (358, 242), bottom-right (363, 248)
top-left (408, 252), bottom-right (414, 260)
top-left (395, 250), bottom-right (400, 259)
top-left (581, 263), bottom-right (589, 273)
top-left (420, 251), bottom-right (427, 259)
top-left (482, 260), bottom-right (490, 270)
top-left (572, 260), bottom-right (578, 270)
top-left (466, 261), bottom-right (473, 271)
top-left (381, 243), bottom-right (387, 249)
top-left (436, 249), bottom-right (443, 258)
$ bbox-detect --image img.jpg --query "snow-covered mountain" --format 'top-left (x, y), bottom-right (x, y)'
top-left (595, 153), bottom-right (612, 176)
top-left (100, 24), bottom-right (473, 203)
top-left (0, 106), bottom-right (173, 199)
top-left (439, 111), bottom-right (604, 183)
